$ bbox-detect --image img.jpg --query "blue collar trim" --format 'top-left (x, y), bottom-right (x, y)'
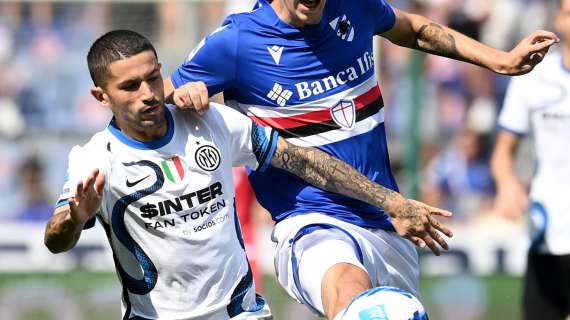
top-left (107, 106), bottom-right (174, 150)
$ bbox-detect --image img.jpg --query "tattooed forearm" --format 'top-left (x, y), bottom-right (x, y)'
top-left (270, 138), bottom-right (404, 215)
top-left (413, 22), bottom-right (483, 66)
top-left (44, 209), bottom-right (82, 253)
top-left (414, 23), bottom-right (459, 58)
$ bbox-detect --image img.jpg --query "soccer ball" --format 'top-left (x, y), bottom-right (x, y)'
top-left (337, 286), bottom-right (428, 320)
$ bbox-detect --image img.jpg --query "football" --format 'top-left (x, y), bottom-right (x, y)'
top-left (337, 286), bottom-right (428, 320)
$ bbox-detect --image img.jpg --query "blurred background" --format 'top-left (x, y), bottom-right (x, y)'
top-left (0, 0), bottom-right (555, 319)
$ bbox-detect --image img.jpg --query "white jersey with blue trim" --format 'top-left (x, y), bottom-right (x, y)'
top-left (55, 104), bottom-right (277, 319)
top-left (172, 0), bottom-right (398, 230)
top-left (498, 50), bottom-right (570, 255)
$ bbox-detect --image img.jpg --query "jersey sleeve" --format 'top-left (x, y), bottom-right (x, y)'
top-left (55, 145), bottom-right (110, 229)
top-left (497, 76), bottom-right (532, 136)
top-left (367, 0), bottom-right (397, 34)
top-left (211, 103), bottom-right (278, 171)
top-left (170, 18), bottom-right (239, 95)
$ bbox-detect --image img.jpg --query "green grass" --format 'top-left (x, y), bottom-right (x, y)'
top-left (0, 273), bottom-right (523, 320)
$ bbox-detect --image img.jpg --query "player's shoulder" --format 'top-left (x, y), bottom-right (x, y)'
top-left (167, 103), bottom-right (246, 134)
top-left (67, 131), bottom-right (112, 166)
top-left (540, 50), bottom-right (563, 73)
top-left (529, 50), bottom-right (562, 78)
top-left (220, 2), bottom-right (274, 32)
top-left (206, 102), bottom-right (247, 124)
top-left (509, 50), bottom-right (561, 87)
top-left (74, 130), bottom-right (110, 153)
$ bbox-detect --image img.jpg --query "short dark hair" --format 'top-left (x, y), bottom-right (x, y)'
top-left (87, 30), bottom-right (157, 87)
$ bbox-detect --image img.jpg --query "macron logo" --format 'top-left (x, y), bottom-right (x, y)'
top-left (267, 45), bottom-right (284, 65)
top-left (267, 83), bottom-right (292, 107)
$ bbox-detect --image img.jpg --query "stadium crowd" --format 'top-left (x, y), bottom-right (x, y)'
top-left (0, 1), bottom-right (560, 319)
top-left (0, 0), bottom-right (547, 224)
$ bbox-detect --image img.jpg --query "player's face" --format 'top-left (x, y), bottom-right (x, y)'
top-left (555, 0), bottom-right (570, 42)
top-left (93, 51), bottom-right (166, 141)
top-left (273, 0), bottom-right (327, 27)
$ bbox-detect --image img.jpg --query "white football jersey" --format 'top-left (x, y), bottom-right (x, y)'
top-left (56, 104), bottom-right (277, 319)
top-left (498, 50), bottom-right (570, 255)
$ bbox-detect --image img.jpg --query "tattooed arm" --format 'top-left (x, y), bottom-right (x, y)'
top-left (270, 137), bottom-right (453, 255)
top-left (381, 8), bottom-right (558, 75)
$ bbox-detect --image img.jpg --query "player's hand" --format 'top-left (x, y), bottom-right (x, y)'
top-left (498, 30), bottom-right (559, 75)
top-left (69, 169), bottom-right (105, 225)
top-left (492, 179), bottom-right (528, 221)
top-left (172, 81), bottom-right (209, 114)
top-left (390, 199), bottom-right (453, 256)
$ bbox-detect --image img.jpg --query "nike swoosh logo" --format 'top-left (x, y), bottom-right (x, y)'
top-left (126, 175), bottom-right (150, 188)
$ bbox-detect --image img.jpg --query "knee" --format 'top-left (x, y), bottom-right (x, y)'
top-left (321, 263), bottom-right (372, 319)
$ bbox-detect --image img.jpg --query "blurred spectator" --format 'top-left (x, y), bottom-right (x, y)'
top-left (0, 1), bottom-right (551, 231)
top-left (224, 0), bottom-right (258, 15)
top-left (14, 156), bottom-right (53, 222)
top-left (422, 128), bottom-right (495, 222)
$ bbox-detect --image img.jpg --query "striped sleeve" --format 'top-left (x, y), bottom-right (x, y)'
top-left (211, 103), bottom-right (278, 171)
top-left (250, 123), bottom-right (278, 171)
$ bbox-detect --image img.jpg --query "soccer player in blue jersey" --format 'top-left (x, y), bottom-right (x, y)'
top-left (164, 1), bottom-right (559, 319)
top-left (44, 29), bottom-right (451, 320)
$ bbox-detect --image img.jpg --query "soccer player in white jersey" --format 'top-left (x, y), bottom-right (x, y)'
top-left (492, 1), bottom-right (570, 318)
top-left (165, 1), bottom-right (559, 319)
top-left (44, 30), bottom-right (452, 320)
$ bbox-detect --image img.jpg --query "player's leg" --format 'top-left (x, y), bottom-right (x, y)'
top-left (272, 213), bottom-right (420, 319)
top-left (564, 254), bottom-right (570, 320)
top-left (321, 262), bottom-right (372, 319)
top-left (295, 234), bottom-right (372, 319)
top-left (273, 215), bottom-right (372, 318)
top-left (523, 251), bottom-right (570, 320)
top-left (320, 227), bottom-right (420, 319)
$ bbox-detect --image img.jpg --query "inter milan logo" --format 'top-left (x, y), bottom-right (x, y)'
top-left (329, 15), bottom-right (355, 42)
top-left (330, 100), bottom-right (356, 130)
top-left (195, 145), bottom-right (221, 171)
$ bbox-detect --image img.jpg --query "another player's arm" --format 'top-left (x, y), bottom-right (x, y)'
top-left (44, 169), bottom-right (105, 253)
top-left (490, 130), bottom-right (528, 219)
top-left (269, 137), bottom-right (453, 255)
top-left (491, 131), bottom-right (521, 186)
top-left (381, 8), bottom-right (559, 75)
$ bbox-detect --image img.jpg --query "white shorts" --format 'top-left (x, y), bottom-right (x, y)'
top-left (272, 213), bottom-right (419, 316)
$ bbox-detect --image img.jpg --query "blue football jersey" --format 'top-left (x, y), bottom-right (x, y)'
top-left (172, 0), bottom-right (398, 230)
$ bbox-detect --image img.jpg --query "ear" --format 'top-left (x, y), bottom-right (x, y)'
top-left (90, 86), bottom-right (111, 108)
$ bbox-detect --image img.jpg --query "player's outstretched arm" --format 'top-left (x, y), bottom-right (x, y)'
top-left (381, 8), bottom-right (559, 75)
top-left (490, 131), bottom-right (528, 220)
top-left (44, 169), bottom-right (105, 253)
top-left (269, 137), bottom-right (453, 255)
